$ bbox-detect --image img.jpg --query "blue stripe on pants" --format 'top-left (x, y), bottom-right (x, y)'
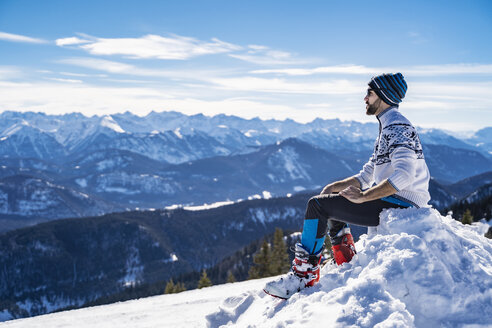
top-left (301, 218), bottom-right (325, 254)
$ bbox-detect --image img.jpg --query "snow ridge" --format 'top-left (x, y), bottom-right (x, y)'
top-left (207, 208), bottom-right (492, 328)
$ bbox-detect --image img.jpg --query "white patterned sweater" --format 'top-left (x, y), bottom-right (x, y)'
top-left (354, 106), bottom-right (431, 208)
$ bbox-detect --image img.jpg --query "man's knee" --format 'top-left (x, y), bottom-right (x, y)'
top-left (307, 196), bottom-right (320, 209)
top-left (306, 195), bottom-right (324, 219)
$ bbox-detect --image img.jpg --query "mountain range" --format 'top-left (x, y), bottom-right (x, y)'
top-left (1, 110), bottom-right (491, 231)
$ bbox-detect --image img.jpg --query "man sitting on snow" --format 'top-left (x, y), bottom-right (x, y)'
top-left (264, 73), bottom-right (431, 299)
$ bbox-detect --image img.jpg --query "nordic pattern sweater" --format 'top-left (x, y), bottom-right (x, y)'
top-left (354, 107), bottom-right (431, 208)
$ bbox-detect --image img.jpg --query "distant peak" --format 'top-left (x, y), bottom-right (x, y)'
top-left (3, 120), bottom-right (35, 137)
top-left (173, 128), bottom-right (183, 139)
top-left (100, 116), bottom-right (125, 133)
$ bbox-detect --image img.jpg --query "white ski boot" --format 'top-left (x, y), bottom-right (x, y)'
top-left (263, 243), bottom-right (322, 299)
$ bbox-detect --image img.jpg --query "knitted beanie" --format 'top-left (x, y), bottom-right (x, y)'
top-left (368, 73), bottom-right (407, 105)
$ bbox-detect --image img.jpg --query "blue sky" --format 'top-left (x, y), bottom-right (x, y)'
top-left (1, 0), bottom-right (491, 131)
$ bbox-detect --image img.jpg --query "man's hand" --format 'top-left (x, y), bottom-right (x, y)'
top-left (339, 185), bottom-right (366, 203)
top-left (320, 177), bottom-right (361, 195)
top-left (340, 179), bottom-right (398, 204)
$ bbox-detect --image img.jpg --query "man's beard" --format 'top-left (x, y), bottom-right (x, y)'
top-left (366, 98), bottom-right (381, 115)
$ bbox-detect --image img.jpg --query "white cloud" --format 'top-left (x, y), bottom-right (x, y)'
top-left (60, 58), bottom-right (136, 74)
top-left (0, 80), bottom-right (305, 121)
top-left (0, 66), bottom-right (24, 80)
top-left (411, 81), bottom-right (492, 99)
top-left (209, 76), bottom-right (361, 94)
top-left (58, 57), bottom-right (238, 83)
top-left (248, 45), bottom-right (269, 51)
top-left (56, 36), bottom-right (91, 46)
top-left (408, 31), bottom-right (428, 44)
top-left (60, 72), bottom-right (107, 78)
top-left (251, 63), bottom-right (492, 76)
top-left (405, 64), bottom-right (492, 76)
top-left (56, 34), bottom-right (242, 60)
top-left (0, 31), bottom-right (47, 44)
top-left (305, 103), bottom-right (334, 108)
top-left (54, 33), bottom-right (303, 66)
top-left (0, 78), bottom-right (490, 130)
top-left (251, 65), bottom-right (382, 76)
top-left (47, 77), bottom-right (83, 84)
top-left (228, 44), bottom-right (302, 65)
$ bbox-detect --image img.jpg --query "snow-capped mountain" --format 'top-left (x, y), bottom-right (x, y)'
top-left (0, 111), bottom-right (491, 225)
top-left (1, 111), bottom-right (490, 165)
top-left (418, 128), bottom-right (481, 151)
top-left (2, 208), bottom-right (491, 327)
top-left (466, 127), bottom-right (492, 155)
top-left (0, 122), bottom-right (66, 160)
top-left (0, 175), bottom-right (119, 220)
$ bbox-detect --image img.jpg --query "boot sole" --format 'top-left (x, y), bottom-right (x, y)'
top-left (263, 288), bottom-right (289, 300)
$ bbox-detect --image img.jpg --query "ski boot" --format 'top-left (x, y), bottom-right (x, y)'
top-left (263, 243), bottom-right (322, 299)
top-left (331, 227), bottom-right (356, 265)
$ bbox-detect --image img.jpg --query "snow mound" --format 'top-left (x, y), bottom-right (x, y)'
top-left (206, 208), bottom-right (492, 328)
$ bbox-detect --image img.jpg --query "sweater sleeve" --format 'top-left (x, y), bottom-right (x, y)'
top-left (354, 155), bottom-right (375, 190)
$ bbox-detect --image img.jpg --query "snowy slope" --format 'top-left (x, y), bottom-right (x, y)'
top-left (1, 208), bottom-right (491, 328)
top-left (0, 278), bottom-right (273, 328)
top-left (208, 208), bottom-right (492, 328)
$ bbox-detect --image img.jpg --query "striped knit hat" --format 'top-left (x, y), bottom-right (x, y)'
top-left (368, 73), bottom-right (407, 106)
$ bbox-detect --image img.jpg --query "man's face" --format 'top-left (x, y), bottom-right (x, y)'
top-left (364, 88), bottom-right (381, 115)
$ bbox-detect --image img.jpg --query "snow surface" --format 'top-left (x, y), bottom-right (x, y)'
top-left (2, 208), bottom-right (491, 327)
top-left (165, 200), bottom-right (237, 211)
top-left (0, 278), bottom-right (273, 328)
top-left (207, 208), bottom-right (492, 328)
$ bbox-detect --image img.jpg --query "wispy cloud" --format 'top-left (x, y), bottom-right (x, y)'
top-left (59, 58), bottom-right (136, 74)
top-left (59, 71), bottom-right (107, 78)
top-left (251, 65), bottom-right (382, 76)
top-left (1, 77), bottom-right (491, 130)
top-left (47, 77), bottom-right (83, 84)
top-left (405, 64), bottom-right (492, 76)
top-left (58, 57), bottom-right (238, 83)
top-left (0, 80), bottom-right (304, 121)
top-left (408, 31), bottom-right (428, 44)
top-left (229, 45), bottom-right (301, 65)
top-left (0, 31), bottom-right (47, 44)
top-left (251, 64), bottom-right (492, 76)
top-left (54, 32), bottom-right (303, 67)
top-left (55, 36), bottom-right (91, 46)
top-left (0, 66), bottom-right (24, 80)
top-left (56, 34), bottom-right (242, 60)
top-left (209, 76), bottom-right (360, 94)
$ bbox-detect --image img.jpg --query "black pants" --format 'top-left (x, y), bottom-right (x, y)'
top-left (300, 194), bottom-right (408, 254)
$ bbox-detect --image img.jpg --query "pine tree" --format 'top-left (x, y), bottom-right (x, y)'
top-left (174, 282), bottom-right (187, 293)
top-left (462, 209), bottom-right (473, 225)
top-left (198, 269), bottom-right (212, 289)
top-left (164, 279), bottom-right (176, 294)
top-left (227, 270), bottom-right (236, 283)
top-left (270, 228), bottom-right (290, 275)
top-left (248, 239), bottom-right (271, 279)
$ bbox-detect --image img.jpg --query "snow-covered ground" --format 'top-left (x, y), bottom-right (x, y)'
top-left (0, 278), bottom-right (273, 328)
top-left (2, 208), bottom-right (491, 328)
